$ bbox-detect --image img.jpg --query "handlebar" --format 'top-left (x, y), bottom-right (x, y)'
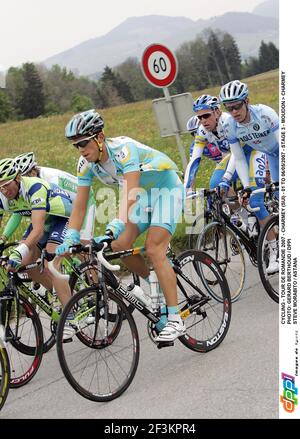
top-left (43, 241), bottom-right (121, 280)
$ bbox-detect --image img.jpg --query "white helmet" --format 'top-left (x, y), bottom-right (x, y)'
top-left (186, 116), bottom-right (200, 135)
top-left (15, 152), bottom-right (37, 175)
top-left (219, 80), bottom-right (249, 103)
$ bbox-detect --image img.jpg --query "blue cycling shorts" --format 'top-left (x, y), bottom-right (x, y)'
top-left (129, 171), bottom-right (184, 236)
top-left (22, 216), bottom-right (69, 250)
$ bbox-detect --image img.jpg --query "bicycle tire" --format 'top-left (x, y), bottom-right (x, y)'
top-left (56, 286), bottom-right (139, 402)
top-left (257, 215), bottom-right (279, 303)
top-left (5, 295), bottom-right (43, 388)
top-left (175, 249), bottom-right (231, 352)
top-left (196, 222), bottom-right (245, 302)
top-left (0, 340), bottom-right (10, 411)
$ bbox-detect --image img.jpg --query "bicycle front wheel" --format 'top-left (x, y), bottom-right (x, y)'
top-left (0, 339), bottom-right (10, 411)
top-left (56, 287), bottom-right (139, 402)
top-left (257, 215), bottom-right (279, 303)
top-left (196, 222), bottom-right (245, 302)
top-left (5, 295), bottom-right (43, 388)
top-left (176, 249), bottom-right (231, 352)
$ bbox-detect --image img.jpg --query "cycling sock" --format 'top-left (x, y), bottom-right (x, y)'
top-left (155, 305), bottom-right (168, 332)
top-left (167, 306), bottom-right (182, 324)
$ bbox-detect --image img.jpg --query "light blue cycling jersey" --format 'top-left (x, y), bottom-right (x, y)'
top-left (224, 104), bottom-right (279, 186)
top-left (77, 136), bottom-right (179, 189)
top-left (184, 112), bottom-right (231, 190)
top-left (225, 104), bottom-right (279, 156)
top-left (77, 136), bottom-right (183, 235)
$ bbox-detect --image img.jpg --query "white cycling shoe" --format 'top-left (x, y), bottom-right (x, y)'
top-left (266, 259), bottom-right (279, 274)
top-left (155, 320), bottom-right (186, 342)
top-left (63, 322), bottom-right (76, 341)
top-left (266, 243), bottom-right (279, 275)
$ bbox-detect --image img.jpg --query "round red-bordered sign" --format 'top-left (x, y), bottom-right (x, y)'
top-left (141, 43), bottom-right (178, 88)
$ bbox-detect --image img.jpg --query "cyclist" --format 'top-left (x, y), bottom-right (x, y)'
top-left (219, 80), bottom-right (279, 274)
top-left (0, 158), bottom-right (74, 338)
top-left (56, 109), bottom-right (186, 342)
top-left (184, 94), bottom-right (238, 196)
top-left (0, 152), bottom-right (96, 244)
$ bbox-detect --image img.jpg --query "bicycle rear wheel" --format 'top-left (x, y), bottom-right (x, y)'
top-left (257, 215), bottom-right (279, 303)
top-left (5, 295), bottom-right (43, 388)
top-left (0, 339), bottom-right (10, 411)
top-left (196, 222), bottom-right (245, 302)
top-left (56, 287), bottom-right (139, 402)
top-left (175, 250), bottom-right (231, 352)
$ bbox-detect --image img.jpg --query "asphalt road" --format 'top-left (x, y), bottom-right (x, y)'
top-left (1, 261), bottom-right (278, 420)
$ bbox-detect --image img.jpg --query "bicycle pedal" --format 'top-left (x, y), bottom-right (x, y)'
top-left (156, 341), bottom-right (174, 349)
top-left (62, 337), bottom-right (73, 344)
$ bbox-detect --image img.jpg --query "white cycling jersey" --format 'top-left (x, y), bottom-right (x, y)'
top-left (184, 112), bottom-right (231, 190)
top-left (224, 104), bottom-right (279, 187)
top-left (38, 167), bottom-right (78, 201)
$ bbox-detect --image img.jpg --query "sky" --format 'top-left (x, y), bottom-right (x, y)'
top-left (0, 0), bottom-right (264, 70)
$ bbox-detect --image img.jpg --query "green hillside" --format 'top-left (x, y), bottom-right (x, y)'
top-left (0, 69), bottom-right (279, 249)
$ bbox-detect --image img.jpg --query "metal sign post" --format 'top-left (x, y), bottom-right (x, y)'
top-left (162, 86), bottom-right (187, 169)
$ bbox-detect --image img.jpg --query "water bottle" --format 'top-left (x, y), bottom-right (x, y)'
top-left (230, 213), bottom-right (247, 233)
top-left (32, 282), bottom-right (46, 297)
top-left (126, 283), bottom-right (151, 309)
top-left (247, 215), bottom-right (258, 237)
top-left (148, 270), bottom-right (162, 312)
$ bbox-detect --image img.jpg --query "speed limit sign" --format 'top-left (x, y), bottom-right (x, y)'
top-left (141, 43), bottom-right (178, 88)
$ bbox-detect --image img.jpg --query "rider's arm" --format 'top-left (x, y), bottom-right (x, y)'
top-left (184, 133), bottom-right (206, 191)
top-left (222, 154), bottom-right (236, 182)
top-left (184, 146), bottom-right (203, 191)
top-left (228, 141), bottom-right (250, 187)
top-left (2, 213), bottom-right (23, 240)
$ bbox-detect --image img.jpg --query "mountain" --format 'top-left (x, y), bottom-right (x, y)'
top-left (43, 11), bottom-right (278, 77)
top-left (253, 0), bottom-right (279, 19)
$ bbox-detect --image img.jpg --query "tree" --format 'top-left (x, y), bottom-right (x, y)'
top-left (258, 41), bottom-right (279, 72)
top-left (0, 89), bottom-right (12, 123)
top-left (71, 93), bottom-right (94, 112)
top-left (206, 30), bottom-right (230, 85)
top-left (5, 67), bottom-right (25, 118)
top-left (19, 63), bottom-right (45, 118)
top-left (221, 33), bottom-right (242, 80)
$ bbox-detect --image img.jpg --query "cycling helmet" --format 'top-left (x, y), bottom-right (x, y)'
top-left (15, 152), bottom-right (37, 175)
top-left (219, 80), bottom-right (249, 103)
top-left (0, 158), bottom-right (19, 185)
top-left (208, 96), bottom-right (220, 109)
top-left (193, 95), bottom-right (220, 112)
top-left (65, 109), bottom-right (104, 140)
top-left (186, 116), bottom-right (200, 135)
top-left (193, 95), bottom-right (212, 112)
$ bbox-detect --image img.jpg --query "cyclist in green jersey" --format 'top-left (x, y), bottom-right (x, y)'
top-left (0, 152), bottom-right (96, 244)
top-left (0, 158), bottom-right (74, 337)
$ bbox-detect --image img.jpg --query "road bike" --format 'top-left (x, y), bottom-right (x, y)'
top-left (52, 241), bottom-right (231, 402)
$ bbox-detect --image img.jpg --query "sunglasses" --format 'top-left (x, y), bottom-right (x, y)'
top-left (197, 113), bottom-right (213, 121)
top-left (73, 135), bottom-right (96, 149)
top-left (224, 101), bottom-right (245, 112)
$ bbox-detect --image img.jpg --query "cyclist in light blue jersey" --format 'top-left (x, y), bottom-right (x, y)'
top-left (219, 80), bottom-right (279, 274)
top-left (219, 80), bottom-right (279, 185)
top-left (56, 109), bottom-right (186, 342)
